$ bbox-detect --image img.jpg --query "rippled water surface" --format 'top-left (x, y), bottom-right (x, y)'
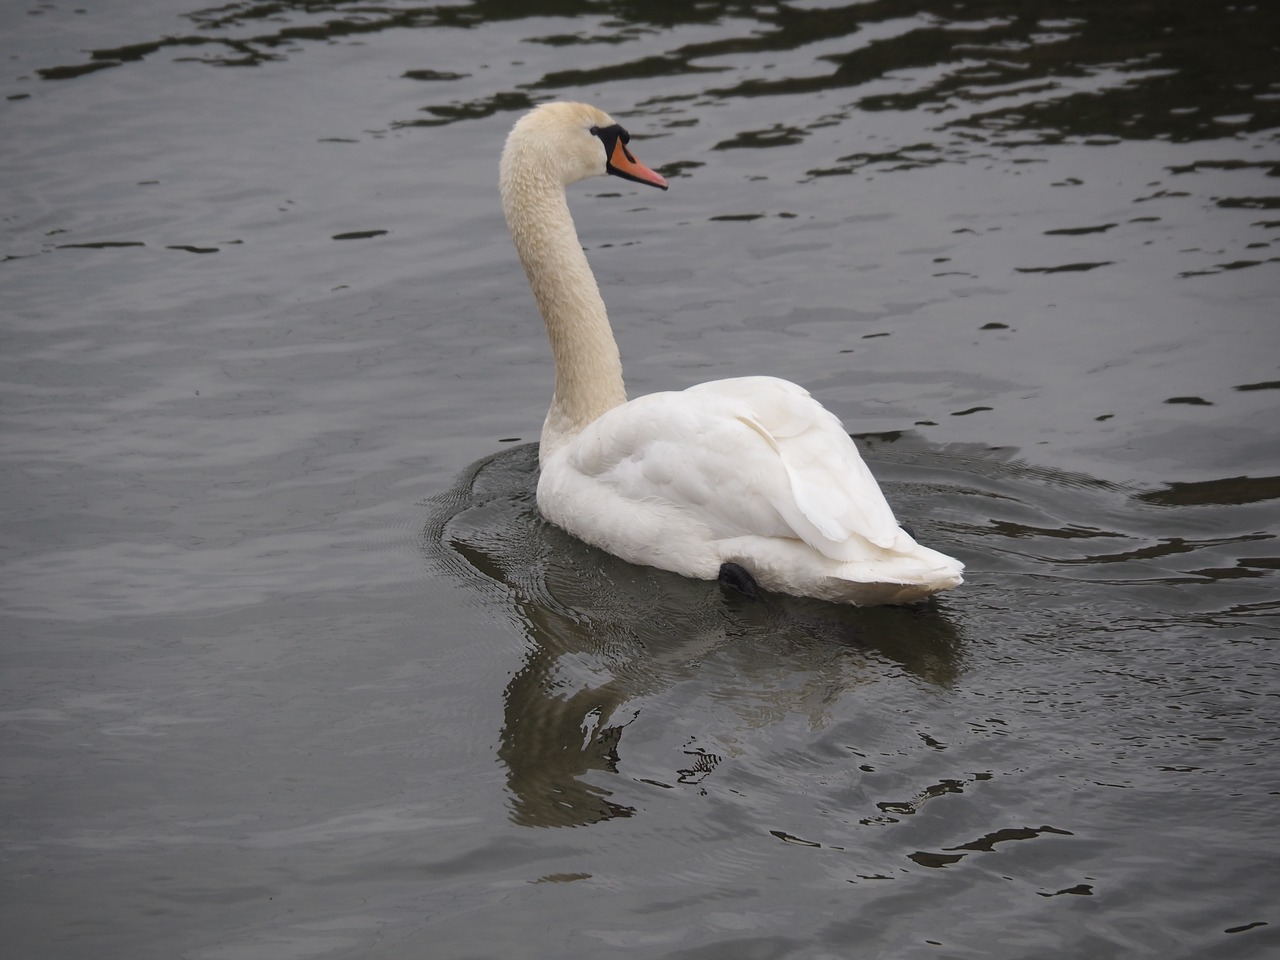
top-left (4, 1), bottom-right (1279, 957)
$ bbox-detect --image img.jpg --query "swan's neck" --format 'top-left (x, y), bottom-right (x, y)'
top-left (502, 174), bottom-right (627, 462)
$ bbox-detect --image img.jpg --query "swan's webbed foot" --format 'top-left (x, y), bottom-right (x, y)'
top-left (900, 523), bottom-right (917, 539)
top-left (718, 562), bottom-right (759, 600)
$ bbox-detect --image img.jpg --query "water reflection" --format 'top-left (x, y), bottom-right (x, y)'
top-left (36, 1), bottom-right (1280, 144)
top-left (1135, 474), bottom-right (1280, 508)
top-left (426, 444), bottom-right (963, 828)
top-left (426, 430), bottom-right (1280, 828)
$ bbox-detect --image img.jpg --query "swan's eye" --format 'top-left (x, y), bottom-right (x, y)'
top-left (590, 122), bottom-right (666, 190)
top-left (590, 123), bottom-right (630, 148)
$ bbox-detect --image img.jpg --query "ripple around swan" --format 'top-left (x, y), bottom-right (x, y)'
top-left (425, 430), bottom-right (1276, 818)
top-left (423, 442), bottom-right (972, 822)
top-left (414, 430), bottom-right (1277, 957)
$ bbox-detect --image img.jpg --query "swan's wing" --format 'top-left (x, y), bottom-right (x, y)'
top-left (688, 377), bottom-right (902, 552)
top-left (562, 376), bottom-right (902, 562)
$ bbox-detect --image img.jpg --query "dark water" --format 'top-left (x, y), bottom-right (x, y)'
top-left (3, 1), bottom-right (1278, 957)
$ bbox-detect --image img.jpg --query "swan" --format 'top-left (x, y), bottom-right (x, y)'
top-left (499, 101), bottom-right (963, 605)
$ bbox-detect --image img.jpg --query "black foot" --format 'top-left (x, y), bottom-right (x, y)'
top-left (900, 523), bottom-right (917, 539)
top-left (718, 562), bottom-right (759, 600)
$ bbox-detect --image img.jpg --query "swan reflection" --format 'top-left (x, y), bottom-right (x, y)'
top-left (426, 444), bottom-right (963, 828)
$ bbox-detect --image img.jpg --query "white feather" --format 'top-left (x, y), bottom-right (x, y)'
top-left (501, 103), bottom-right (963, 605)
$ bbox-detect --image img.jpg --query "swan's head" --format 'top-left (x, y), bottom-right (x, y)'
top-left (502, 101), bottom-right (668, 192)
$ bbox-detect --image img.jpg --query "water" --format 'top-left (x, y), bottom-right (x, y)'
top-left (3, 1), bottom-right (1278, 957)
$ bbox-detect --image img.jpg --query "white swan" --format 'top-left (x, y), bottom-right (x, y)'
top-left (499, 101), bottom-right (963, 605)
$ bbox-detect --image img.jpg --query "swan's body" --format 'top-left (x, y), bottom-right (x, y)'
top-left (500, 102), bottom-right (963, 605)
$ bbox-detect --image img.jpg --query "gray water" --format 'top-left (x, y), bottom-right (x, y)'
top-left (3, 1), bottom-right (1278, 957)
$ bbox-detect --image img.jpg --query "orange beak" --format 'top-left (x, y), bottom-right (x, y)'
top-left (607, 138), bottom-right (669, 191)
